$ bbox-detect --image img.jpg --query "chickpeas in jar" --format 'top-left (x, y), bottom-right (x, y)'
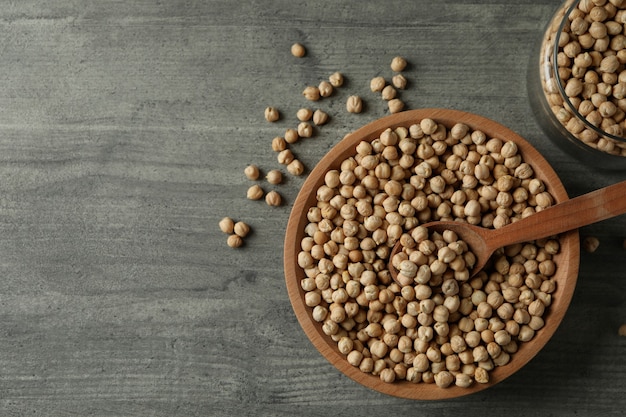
top-left (531, 0), bottom-right (626, 169)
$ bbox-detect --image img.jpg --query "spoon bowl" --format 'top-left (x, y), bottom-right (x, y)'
top-left (389, 221), bottom-right (490, 284)
top-left (389, 179), bottom-right (626, 284)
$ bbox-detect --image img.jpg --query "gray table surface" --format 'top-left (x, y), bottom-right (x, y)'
top-left (1, 1), bottom-right (625, 416)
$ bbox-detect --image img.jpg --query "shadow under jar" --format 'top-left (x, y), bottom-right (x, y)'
top-left (529, 0), bottom-right (626, 170)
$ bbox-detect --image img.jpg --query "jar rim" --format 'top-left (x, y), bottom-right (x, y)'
top-left (552, 0), bottom-right (626, 144)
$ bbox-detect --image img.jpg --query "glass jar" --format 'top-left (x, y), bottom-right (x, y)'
top-left (528, 0), bottom-right (626, 170)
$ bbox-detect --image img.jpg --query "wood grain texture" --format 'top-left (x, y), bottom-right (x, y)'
top-left (0, 0), bottom-right (623, 416)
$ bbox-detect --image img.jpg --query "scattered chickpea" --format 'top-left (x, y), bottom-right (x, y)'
top-left (318, 81), bottom-right (334, 98)
top-left (266, 169), bottom-right (282, 185)
top-left (298, 122), bottom-right (313, 138)
top-left (370, 76), bottom-right (386, 92)
top-left (346, 95), bottom-right (363, 113)
top-left (246, 184), bottom-right (264, 201)
top-left (287, 159), bottom-right (305, 176)
top-left (313, 109), bottom-right (329, 126)
top-left (583, 236), bottom-right (600, 253)
top-left (392, 73), bottom-right (408, 89)
top-left (244, 164), bottom-right (260, 180)
top-left (218, 217), bottom-right (234, 234)
top-left (233, 221), bottom-right (250, 238)
top-left (227, 234), bottom-right (243, 248)
top-left (291, 42), bottom-right (306, 58)
top-left (303, 86), bottom-right (321, 101)
top-left (265, 190), bottom-right (282, 206)
top-left (271, 136), bottom-right (287, 152)
top-left (391, 56), bottom-right (407, 72)
top-left (388, 98), bottom-right (405, 114)
top-left (284, 128), bottom-right (299, 144)
top-left (329, 71), bottom-right (344, 88)
top-left (277, 149), bottom-right (295, 165)
top-left (297, 108), bottom-right (313, 121)
top-left (264, 106), bottom-right (280, 122)
top-left (381, 85), bottom-right (397, 101)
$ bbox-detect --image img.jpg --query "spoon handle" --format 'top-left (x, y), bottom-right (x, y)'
top-left (488, 179), bottom-right (626, 249)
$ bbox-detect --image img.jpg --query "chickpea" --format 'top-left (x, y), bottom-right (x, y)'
top-left (247, 184), bottom-right (264, 200)
top-left (392, 74), bottom-right (408, 90)
top-left (229, 223), bottom-right (249, 240)
top-left (226, 234), bottom-right (243, 248)
top-left (391, 56), bottom-right (408, 72)
top-left (291, 42), bottom-right (306, 57)
top-left (329, 72), bottom-right (344, 88)
top-left (313, 109), bottom-right (329, 126)
top-left (219, 217), bottom-right (235, 234)
top-left (583, 236), bottom-right (600, 252)
top-left (264, 107), bottom-right (280, 122)
top-left (266, 170), bottom-right (282, 185)
top-left (271, 136), bottom-right (287, 152)
top-left (346, 95), bottom-right (363, 113)
top-left (303, 86), bottom-right (320, 101)
top-left (265, 191), bottom-right (282, 206)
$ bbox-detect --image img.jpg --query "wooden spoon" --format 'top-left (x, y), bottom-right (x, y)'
top-left (389, 179), bottom-right (626, 283)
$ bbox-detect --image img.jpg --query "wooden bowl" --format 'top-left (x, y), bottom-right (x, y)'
top-left (284, 109), bottom-right (579, 400)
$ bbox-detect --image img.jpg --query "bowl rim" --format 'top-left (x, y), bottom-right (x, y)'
top-left (283, 108), bottom-right (580, 400)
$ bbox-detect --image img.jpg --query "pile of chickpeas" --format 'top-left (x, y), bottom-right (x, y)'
top-left (541, 0), bottom-right (626, 155)
top-left (296, 119), bottom-right (560, 388)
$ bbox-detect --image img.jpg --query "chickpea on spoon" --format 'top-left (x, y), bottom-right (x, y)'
top-left (389, 179), bottom-right (626, 285)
